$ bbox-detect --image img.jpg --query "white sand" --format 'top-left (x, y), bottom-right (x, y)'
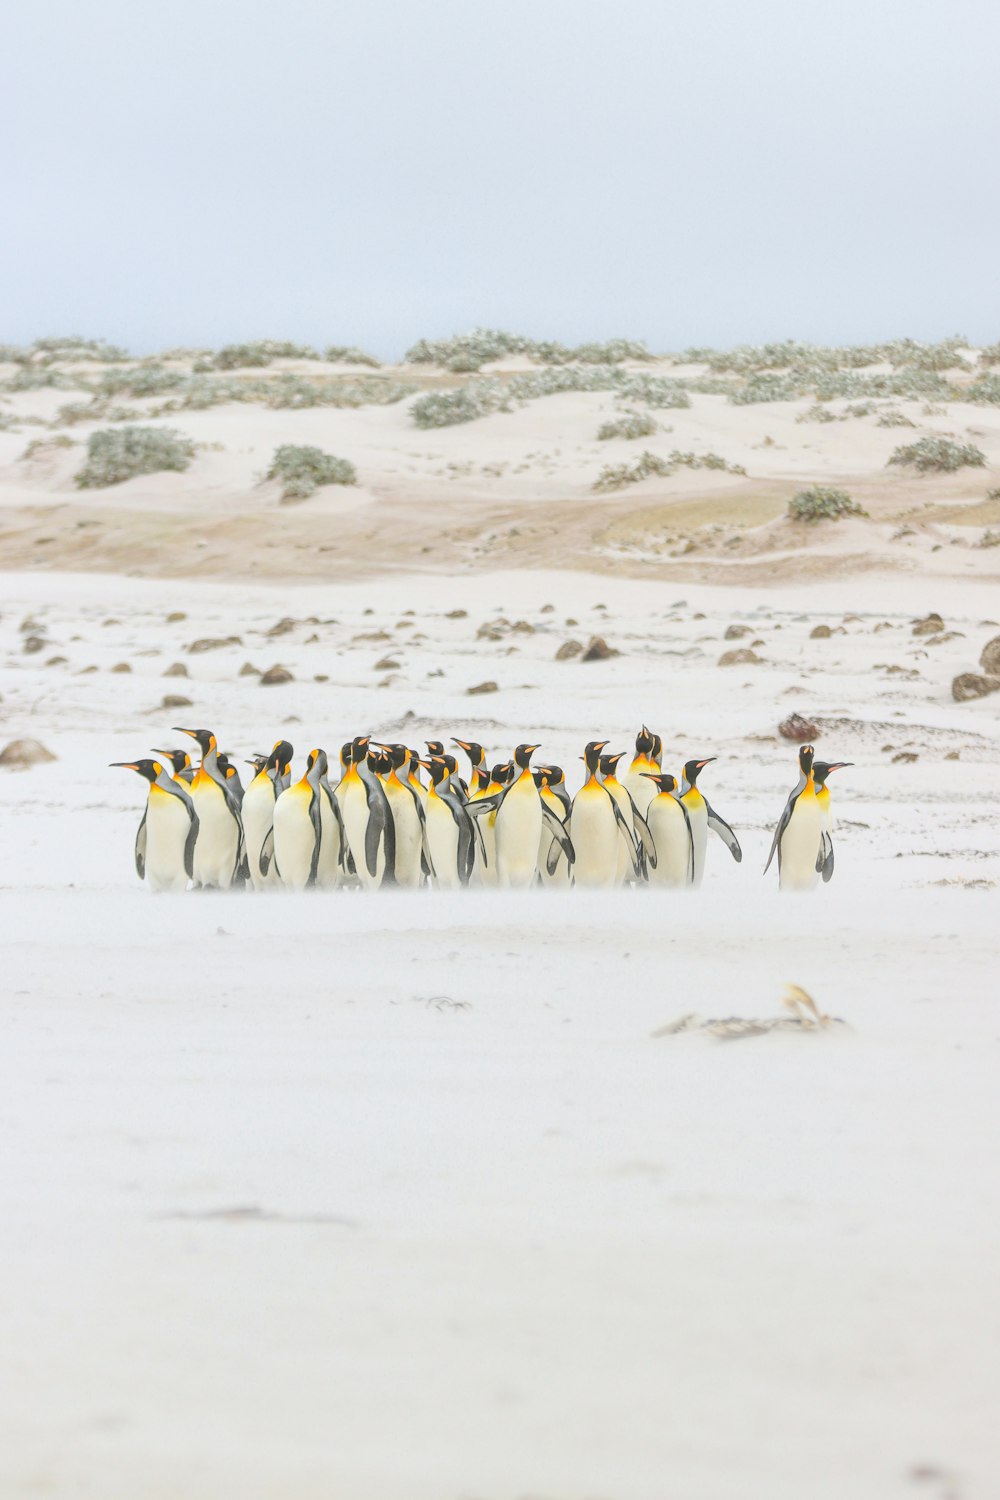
top-left (1, 566), bottom-right (999, 1497)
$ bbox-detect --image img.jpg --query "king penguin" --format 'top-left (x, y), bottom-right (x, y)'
top-left (678, 758), bottom-right (742, 887)
top-left (268, 748), bottom-right (325, 890)
top-left (492, 743), bottom-right (546, 888)
top-left (336, 736), bottom-right (396, 889)
top-left (111, 757), bottom-right (199, 892)
top-left (812, 759), bottom-right (852, 884)
top-left (151, 747), bottom-right (195, 784)
top-left (422, 756), bottom-right (479, 888)
top-left (623, 725), bottom-right (660, 817)
top-left (763, 744), bottom-right (824, 892)
top-left (640, 773), bottom-right (695, 887)
top-left (535, 765), bottom-right (573, 886)
top-left (568, 741), bottom-right (626, 888)
top-left (174, 728), bottom-right (243, 888)
top-left (380, 742), bottom-right (430, 888)
top-left (243, 739), bottom-right (293, 890)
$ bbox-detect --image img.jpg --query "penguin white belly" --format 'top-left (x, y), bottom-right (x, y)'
top-left (242, 779), bottom-right (277, 890)
top-left (385, 782), bottom-right (422, 889)
top-left (569, 788), bottom-right (619, 888)
top-left (494, 778), bottom-right (542, 888)
top-left (647, 798), bottom-right (691, 888)
top-left (272, 785), bottom-right (317, 891)
top-left (316, 793), bottom-right (343, 889)
top-left (190, 774), bottom-right (239, 889)
top-left (425, 797), bottom-right (461, 889)
top-left (337, 776), bottom-right (383, 889)
top-left (623, 769), bottom-right (656, 818)
top-left (779, 795), bottom-right (823, 892)
top-left (684, 796), bottom-right (708, 887)
top-left (145, 787), bottom-right (191, 892)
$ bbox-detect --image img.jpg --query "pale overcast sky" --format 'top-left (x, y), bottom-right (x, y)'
top-left (2, 0), bottom-right (998, 357)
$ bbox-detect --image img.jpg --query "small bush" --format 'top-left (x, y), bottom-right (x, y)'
top-left (22, 435), bottom-right (74, 459)
top-left (411, 384), bottom-right (506, 428)
top-left (787, 486), bottom-right (867, 523)
top-left (597, 411), bottom-right (658, 440)
top-left (75, 425), bottom-right (195, 487)
top-left (974, 529), bottom-right (1000, 549)
top-left (966, 374), bottom-right (1000, 405)
top-left (888, 437), bottom-right (986, 473)
top-left (213, 340), bottom-right (320, 370)
top-left (592, 448), bottom-right (744, 491)
top-left (265, 445), bottom-right (357, 501)
top-left (876, 409), bottom-right (916, 428)
top-left (31, 335), bottom-right (129, 364)
top-left (796, 404), bottom-right (839, 424)
top-left (0, 343), bottom-right (31, 365)
top-left (404, 328), bottom-right (652, 373)
top-left (97, 364), bottom-right (187, 399)
top-left (324, 345), bottom-right (381, 368)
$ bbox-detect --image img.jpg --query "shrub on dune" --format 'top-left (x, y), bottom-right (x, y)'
top-left (597, 411), bottom-right (658, 440)
top-left (324, 345), bottom-right (381, 368)
top-left (787, 486), bottom-right (867, 523)
top-left (887, 436), bottom-right (986, 473)
top-left (74, 425), bottom-right (195, 487)
top-left (213, 340), bottom-right (320, 370)
top-left (265, 445), bottom-right (357, 502)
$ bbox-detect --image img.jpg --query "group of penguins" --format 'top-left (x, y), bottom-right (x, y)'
top-left (112, 726), bottom-right (849, 895)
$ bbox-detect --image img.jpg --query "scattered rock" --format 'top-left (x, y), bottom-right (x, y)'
top-left (45, 655), bottom-right (68, 667)
top-left (945, 750), bottom-right (960, 760)
top-left (809, 624), bottom-right (832, 639)
top-left (723, 624), bottom-right (751, 640)
top-left (512, 620), bottom-right (535, 634)
top-left (582, 636), bottom-right (619, 662)
top-left (187, 636), bottom-right (241, 653)
top-left (445, 608), bottom-right (468, 619)
top-left (161, 694), bottom-right (192, 709)
top-left (0, 738), bottom-right (57, 769)
top-left (565, 617), bottom-right (579, 626)
top-left (239, 662), bottom-right (261, 677)
top-left (892, 751), bottom-right (919, 764)
top-left (540, 604), bottom-right (555, 613)
top-left (352, 630), bottom-right (391, 643)
top-left (314, 673), bottom-right (329, 683)
top-left (912, 612), bottom-right (944, 636)
top-left (779, 712), bottom-right (819, 742)
top-left (374, 657), bottom-right (400, 671)
top-left (166, 611), bottom-right (187, 623)
top-left (267, 617), bottom-right (297, 637)
top-left (718, 648), bottom-right (762, 666)
top-left (305, 632), bottom-right (320, 644)
top-left (23, 635), bottom-right (45, 654)
top-left (952, 672), bottom-right (1000, 702)
top-left (111, 662), bottom-right (132, 673)
top-left (979, 635), bottom-right (1000, 676)
top-left (260, 665), bottom-right (294, 686)
top-left (476, 624), bottom-right (503, 641)
top-left (555, 640), bottom-right (583, 661)
top-left (466, 680), bottom-right (499, 695)
top-left (163, 662), bottom-right (188, 677)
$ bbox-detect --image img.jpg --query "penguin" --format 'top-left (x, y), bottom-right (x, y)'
top-left (243, 739), bottom-right (293, 890)
top-left (268, 748), bottom-right (326, 890)
top-left (640, 773), bottom-right (695, 887)
top-left (569, 741), bottom-right (634, 887)
top-left (216, 753), bottom-right (245, 808)
top-left (678, 758), bottom-right (742, 887)
top-left (812, 760), bottom-right (852, 884)
top-left (492, 744), bottom-right (543, 888)
top-left (472, 760), bottom-right (513, 888)
top-left (245, 753), bottom-right (269, 777)
top-left (111, 757), bottom-right (198, 892)
top-left (535, 766), bottom-right (572, 887)
top-left (335, 736), bottom-right (395, 888)
top-left (174, 728), bottom-right (243, 889)
top-left (316, 750), bottom-right (347, 888)
top-left (623, 725), bottom-right (660, 817)
top-left (599, 751), bottom-right (653, 882)
top-left (151, 747), bottom-right (195, 785)
top-left (453, 739), bottom-right (490, 796)
top-left (763, 744), bottom-right (823, 892)
top-left (419, 756), bottom-right (478, 888)
top-left (380, 742), bottom-right (432, 888)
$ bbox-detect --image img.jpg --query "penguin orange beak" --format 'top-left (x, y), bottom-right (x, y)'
top-left (695, 757), bottom-right (717, 769)
top-left (173, 727), bottom-right (198, 739)
top-left (826, 762), bottom-right (853, 773)
top-left (109, 762), bottom-right (140, 771)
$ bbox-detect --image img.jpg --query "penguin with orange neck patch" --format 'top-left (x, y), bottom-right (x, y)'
top-left (173, 728), bottom-right (243, 888)
top-left (111, 758), bottom-right (199, 892)
top-left (678, 757), bottom-right (741, 887)
top-left (764, 744), bottom-right (825, 891)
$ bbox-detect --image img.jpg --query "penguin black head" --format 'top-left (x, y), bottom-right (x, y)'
top-left (151, 747), bottom-right (192, 775)
top-left (651, 732), bottom-right (663, 761)
top-left (682, 756), bottom-right (716, 786)
top-left (268, 739), bottom-right (294, 774)
top-left (174, 727), bottom-right (216, 756)
top-left (305, 747), bottom-right (328, 779)
top-left (542, 764), bottom-right (565, 785)
top-left (513, 743), bottom-right (540, 770)
top-left (635, 725), bottom-right (655, 756)
top-left (370, 748), bottom-right (393, 776)
top-left (245, 753), bottom-right (269, 774)
top-left (583, 739), bottom-right (610, 774)
top-left (453, 738), bottom-right (485, 767)
top-left (110, 758), bottom-right (163, 784)
top-left (798, 744), bottom-right (815, 777)
top-left (352, 735), bottom-right (371, 761)
top-left (426, 740), bottom-right (445, 757)
top-left (599, 752), bottom-right (626, 779)
top-left (385, 743), bottom-right (409, 770)
top-left (422, 756), bottom-right (449, 786)
top-left (532, 767), bottom-right (548, 789)
top-left (812, 759), bottom-right (851, 788)
top-left (641, 771), bottom-right (679, 794)
top-left (491, 761), bottom-right (514, 787)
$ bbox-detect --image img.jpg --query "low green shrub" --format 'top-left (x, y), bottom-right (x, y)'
top-left (213, 340), bottom-right (320, 370)
top-left (887, 436), bottom-right (986, 472)
top-left (75, 425), bottom-right (195, 487)
top-left (265, 444), bottom-right (357, 501)
top-left (597, 411), bottom-right (658, 440)
top-left (324, 345), bottom-right (381, 368)
top-left (787, 485), bottom-right (867, 523)
top-left (593, 448), bottom-right (744, 491)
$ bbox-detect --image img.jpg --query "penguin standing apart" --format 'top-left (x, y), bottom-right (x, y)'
top-left (422, 756), bottom-right (479, 888)
top-left (678, 758), bottom-right (742, 887)
top-left (174, 728), bottom-right (243, 889)
top-left (568, 741), bottom-right (624, 888)
top-left (623, 725), bottom-right (660, 817)
top-left (641, 773), bottom-right (695, 887)
top-left (380, 743), bottom-right (430, 888)
top-left (111, 758), bottom-right (199, 892)
top-left (763, 744), bottom-right (824, 892)
top-left (243, 740), bottom-right (293, 890)
top-left (268, 748), bottom-right (325, 890)
top-left (812, 760), bottom-right (852, 884)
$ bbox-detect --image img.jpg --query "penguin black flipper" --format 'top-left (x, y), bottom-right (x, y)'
top-left (704, 798), bottom-right (742, 863)
top-left (321, 780), bottom-right (348, 871)
top-left (678, 797), bottom-right (696, 884)
top-left (606, 790), bottom-right (640, 877)
top-left (259, 826), bottom-right (275, 877)
top-left (134, 809), bottom-right (147, 881)
top-left (307, 788), bottom-right (322, 887)
top-left (541, 801), bottom-right (575, 867)
top-left (763, 790), bottom-right (799, 875)
top-left (183, 808), bottom-right (200, 881)
top-left (466, 792), bottom-right (503, 817)
top-left (821, 832), bottom-right (835, 883)
top-left (627, 794), bottom-right (657, 871)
